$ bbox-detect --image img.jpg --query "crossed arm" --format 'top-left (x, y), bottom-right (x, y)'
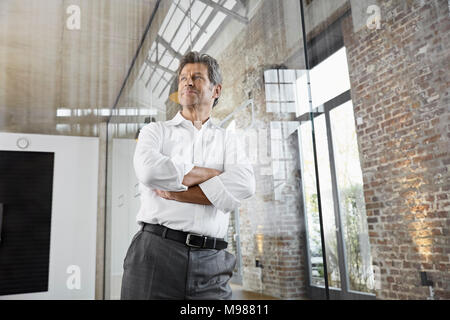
top-left (153, 166), bottom-right (221, 205)
top-left (134, 123), bottom-right (255, 210)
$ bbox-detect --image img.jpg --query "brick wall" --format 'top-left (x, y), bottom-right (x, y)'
top-left (342, 0), bottom-right (449, 299)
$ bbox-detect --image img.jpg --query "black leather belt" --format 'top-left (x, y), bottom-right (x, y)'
top-left (141, 223), bottom-right (227, 250)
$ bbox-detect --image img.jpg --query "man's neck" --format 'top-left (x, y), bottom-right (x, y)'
top-left (181, 106), bottom-right (211, 125)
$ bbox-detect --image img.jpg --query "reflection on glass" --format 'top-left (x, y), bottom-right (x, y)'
top-left (295, 70), bottom-right (309, 116)
top-left (309, 47), bottom-right (351, 109)
top-left (330, 102), bottom-right (375, 294)
top-left (299, 119), bottom-right (341, 289)
top-left (295, 48), bottom-right (351, 115)
top-left (271, 121), bottom-right (300, 201)
top-left (265, 69), bottom-right (302, 114)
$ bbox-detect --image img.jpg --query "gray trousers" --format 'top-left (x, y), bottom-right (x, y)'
top-left (120, 228), bottom-right (236, 300)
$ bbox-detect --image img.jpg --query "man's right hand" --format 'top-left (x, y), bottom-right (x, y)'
top-left (182, 166), bottom-right (222, 187)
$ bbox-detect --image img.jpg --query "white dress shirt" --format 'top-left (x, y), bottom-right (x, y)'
top-left (134, 111), bottom-right (255, 238)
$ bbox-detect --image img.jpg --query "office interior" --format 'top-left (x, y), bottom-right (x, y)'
top-left (0, 0), bottom-right (448, 300)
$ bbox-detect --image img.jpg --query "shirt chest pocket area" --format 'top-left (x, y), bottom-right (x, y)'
top-left (161, 128), bottom-right (225, 171)
top-left (202, 133), bottom-right (225, 171)
top-left (161, 131), bottom-right (191, 160)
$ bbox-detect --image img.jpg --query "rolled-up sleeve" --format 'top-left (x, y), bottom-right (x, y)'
top-left (134, 123), bottom-right (194, 191)
top-left (199, 130), bottom-right (255, 212)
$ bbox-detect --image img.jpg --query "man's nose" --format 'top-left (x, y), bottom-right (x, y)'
top-left (186, 77), bottom-right (194, 86)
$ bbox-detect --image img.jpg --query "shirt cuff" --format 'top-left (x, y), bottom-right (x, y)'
top-left (183, 163), bottom-right (195, 176)
top-left (199, 176), bottom-right (241, 212)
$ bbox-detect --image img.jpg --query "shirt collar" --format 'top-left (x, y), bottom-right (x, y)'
top-left (167, 111), bottom-right (217, 129)
top-left (166, 111), bottom-right (188, 126)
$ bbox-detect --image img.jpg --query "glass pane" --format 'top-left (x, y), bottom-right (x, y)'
top-left (105, 0), bottom-right (311, 301)
top-left (314, 114), bottom-right (341, 289)
top-left (1, 0), bottom-right (445, 301)
top-left (295, 70), bottom-right (310, 116)
top-left (299, 118), bottom-right (341, 289)
top-left (309, 47), bottom-right (351, 109)
top-left (299, 121), bottom-right (323, 286)
top-left (330, 101), bottom-right (375, 294)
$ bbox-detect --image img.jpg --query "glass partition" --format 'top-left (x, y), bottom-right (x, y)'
top-left (104, 0), bottom-right (449, 300)
top-left (1, 0), bottom-right (447, 301)
top-left (104, 0), bottom-right (317, 300)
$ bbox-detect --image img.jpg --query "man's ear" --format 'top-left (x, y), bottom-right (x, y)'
top-left (214, 84), bottom-right (222, 99)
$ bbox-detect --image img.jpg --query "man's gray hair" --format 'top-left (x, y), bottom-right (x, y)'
top-left (177, 51), bottom-right (222, 107)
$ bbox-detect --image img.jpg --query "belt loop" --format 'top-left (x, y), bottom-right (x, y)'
top-left (162, 227), bottom-right (168, 239)
top-left (141, 223), bottom-right (145, 231)
top-left (213, 238), bottom-right (216, 249)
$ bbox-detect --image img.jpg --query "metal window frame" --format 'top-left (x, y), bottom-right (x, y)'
top-left (297, 89), bottom-right (376, 300)
top-left (298, 0), bottom-right (375, 300)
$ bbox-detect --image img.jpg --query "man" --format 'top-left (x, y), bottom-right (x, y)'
top-left (120, 52), bottom-right (255, 300)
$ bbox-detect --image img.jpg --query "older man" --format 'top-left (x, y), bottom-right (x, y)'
top-left (120, 51), bottom-right (255, 300)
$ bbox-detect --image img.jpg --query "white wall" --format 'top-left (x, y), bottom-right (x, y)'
top-left (0, 132), bottom-right (98, 299)
top-left (109, 138), bottom-right (141, 300)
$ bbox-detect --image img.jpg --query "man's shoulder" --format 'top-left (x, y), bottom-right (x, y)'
top-left (141, 118), bottom-right (176, 129)
top-left (141, 121), bottom-right (160, 131)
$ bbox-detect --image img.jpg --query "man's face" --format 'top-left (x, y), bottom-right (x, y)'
top-left (178, 63), bottom-right (221, 110)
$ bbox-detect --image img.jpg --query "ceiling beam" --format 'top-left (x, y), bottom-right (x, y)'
top-left (173, 0), bottom-right (204, 31)
top-left (145, 58), bottom-right (176, 76)
top-left (155, 35), bottom-right (183, 60)
top-left (197, 0), bottom-right (248, 24)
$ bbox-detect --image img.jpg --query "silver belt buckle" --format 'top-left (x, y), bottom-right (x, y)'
top-left (185, 233), bottom-right (203, 248)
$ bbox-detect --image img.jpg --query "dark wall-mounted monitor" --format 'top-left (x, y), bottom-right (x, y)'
top-left (0, 151), bottom-right (54, 296)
